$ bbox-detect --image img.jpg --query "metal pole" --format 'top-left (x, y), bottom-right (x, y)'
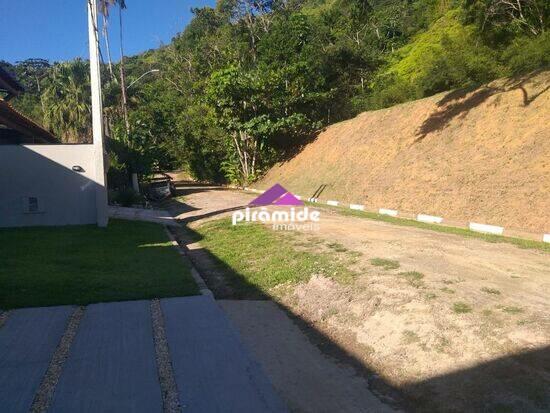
top-left (127, 69), bottom-right (160, 89)
top-left (87, 0), bottom-right (109, 227)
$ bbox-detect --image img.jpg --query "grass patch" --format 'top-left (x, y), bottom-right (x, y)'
top-left (400, 271), bottom-right (425, 288)
top-left (502, 306), bottom-right (523, 314)
top-left (326, 242), bottom-right (348, 252)
top-left (481, 287), bottom-right (501, 295)
top-left (305, 201), bottom-right (550, 253)
top-left (453, 302), bottom-right (473, 314)
top-left (370, 258), bottom-right (400, 270)
top-left (194, 219), bottom-right (355, 298)
top-left (0, 220), bottom-right (198, 309)
top-left (402, 330), bottom-right (420, 344)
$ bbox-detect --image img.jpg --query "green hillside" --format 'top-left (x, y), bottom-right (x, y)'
top-left (2, 0), bottom-right (548, 186)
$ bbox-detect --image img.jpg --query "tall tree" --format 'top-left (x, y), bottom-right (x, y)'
top-left (117, 0), bottom-right (130, 133)
top-left (98, 0), bottom-right (117, 80)
top-left (41, 60), bottom-right (92, 143)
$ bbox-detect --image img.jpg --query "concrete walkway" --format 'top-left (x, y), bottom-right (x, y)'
top-left (108, 206), bottom-right (180, 227)
top-left (0, 296), bottom-right (287, 413)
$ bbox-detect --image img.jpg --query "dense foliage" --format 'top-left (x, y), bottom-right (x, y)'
top-left (2, 0), bottom-right (549, 185)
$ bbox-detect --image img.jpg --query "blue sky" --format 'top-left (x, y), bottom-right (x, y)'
top-left (0, 0), bottom-right (215, 64)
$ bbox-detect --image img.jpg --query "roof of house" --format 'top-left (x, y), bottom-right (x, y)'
top-left (0, 65), bottom-right (25, 99)
top-left (0, 100), bottom-right (59, 144)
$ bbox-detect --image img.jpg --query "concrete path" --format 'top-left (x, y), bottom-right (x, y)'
top-left (162, 297), bottom-right (287, 413)
top-left (0, 297), bottom-right (286, 413)
top-left (108, 206), bottom-right (180, 227)
top-left (0, 306), bottom-right (73, 413)
top-left (49, 301), bottom-right (163, 413)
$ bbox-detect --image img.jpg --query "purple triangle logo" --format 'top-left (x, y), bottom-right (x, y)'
top-left (249, 184), bottom-right (304, 206)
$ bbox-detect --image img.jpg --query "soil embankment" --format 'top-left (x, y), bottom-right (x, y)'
top-left (257, 71), bottom-right (550, 232)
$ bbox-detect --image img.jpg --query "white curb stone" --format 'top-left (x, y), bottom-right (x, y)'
top-left (417, 214), bottom-right (443, 224)
top-left (239, 187), bottom-right (545, 242)
top-left (379, 208), bottom-right (398, 217)
top-left (469, 222), bottom-right (504, 235)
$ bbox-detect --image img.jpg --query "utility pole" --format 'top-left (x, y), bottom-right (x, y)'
top-left (88, 0), bottom-right (109, 227)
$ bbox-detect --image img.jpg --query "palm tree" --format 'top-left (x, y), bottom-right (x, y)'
top-left (41, 60), bottom-right (92, 143)
top-left (97, 0), bottom-right (129, 132)
top-left (98, 0), bottom-right (117, 81)
top-left (117, 0), bottom-right (130, 134)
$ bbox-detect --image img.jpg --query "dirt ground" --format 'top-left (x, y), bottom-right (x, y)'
top-left (168, 184), bottom-right (550, 412)
top-left (220, 300), bottom-right (394, 413)
top-left (256, 70), bottom-right (550, 233)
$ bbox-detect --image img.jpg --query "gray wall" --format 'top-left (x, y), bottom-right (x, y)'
top-left (0, 145), bottom-right (101, 227)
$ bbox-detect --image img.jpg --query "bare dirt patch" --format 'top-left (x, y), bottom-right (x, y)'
top-left (272, 211), bottom-right (550, 411)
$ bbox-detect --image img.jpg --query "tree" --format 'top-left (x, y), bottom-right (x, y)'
top-left (98, 0), bottom-right (117, 80)
top-left (466, 0), bottom-right (549, 37)
top-left (41, 60), bottom-right (92, 143)
top-left (117, 0), bottom-right (130, 133)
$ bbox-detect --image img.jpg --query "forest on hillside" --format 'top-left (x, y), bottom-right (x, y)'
top-left (2, 0), bottom-right (549, 187)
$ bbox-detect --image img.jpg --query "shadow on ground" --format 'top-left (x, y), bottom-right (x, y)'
top-left (160, 184), bottom-right (550, 412)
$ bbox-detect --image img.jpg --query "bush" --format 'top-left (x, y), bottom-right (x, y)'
top-left (365, 9), bottom-right (505, 109)
top-left (109, 188), bottom-right (143, 207)
top-left (503, 32), bottom-right (550, 75)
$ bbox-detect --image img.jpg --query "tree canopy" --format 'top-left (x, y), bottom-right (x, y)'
top-left (5, 0), bottom-right (549, 185)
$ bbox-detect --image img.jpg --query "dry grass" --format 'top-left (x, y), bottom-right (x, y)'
top-left (256, 71), bottom-right (550, 233)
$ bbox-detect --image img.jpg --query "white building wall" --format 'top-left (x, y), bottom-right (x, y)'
top-left (0, 144), bottom-right (104, 227)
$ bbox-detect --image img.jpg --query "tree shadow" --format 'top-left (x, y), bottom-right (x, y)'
top-left (403, 346), bottom-right (550, 412)
top-left (414, 70), bottom-right (549, 143)
top-left (274, 130), bottom-right (321, 166)
top-left (159, 186), bottom-right (249, 224)
top-left (162, 185), bottom-right (550, 412)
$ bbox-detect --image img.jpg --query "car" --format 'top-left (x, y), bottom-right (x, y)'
top-left (145, 172), bottom-right (176, 201)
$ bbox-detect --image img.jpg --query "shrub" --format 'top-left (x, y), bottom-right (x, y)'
top-left (109, 188), bottom-right (142, 207)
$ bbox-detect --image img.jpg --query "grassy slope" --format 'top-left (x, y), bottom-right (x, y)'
top-left (0, 219), bottom-right (198, 309)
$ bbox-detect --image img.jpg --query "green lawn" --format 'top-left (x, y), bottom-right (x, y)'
top-left (0, 219), bottom-right (198, 309)
top-left (195, 219), bottom-right (355, 298)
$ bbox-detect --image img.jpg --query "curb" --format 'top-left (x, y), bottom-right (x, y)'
top-left (241, 188), bottom-right (548, 243)
top-left (164, 226), bottom-right (213, 297)
top-left (469, 222), bottom-right (504, 236)
top-left (379, 208), bottom-right (398, 217)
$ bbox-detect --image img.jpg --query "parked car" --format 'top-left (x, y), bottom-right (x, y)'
top-left (145, 173), bottom-right (176, 201)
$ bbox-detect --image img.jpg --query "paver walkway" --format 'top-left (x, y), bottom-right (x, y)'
top-left (0, 296), bottom-right (287, 413)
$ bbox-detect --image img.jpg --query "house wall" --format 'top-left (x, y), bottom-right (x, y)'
top-left (0, 145), bottom-right (104, 227)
